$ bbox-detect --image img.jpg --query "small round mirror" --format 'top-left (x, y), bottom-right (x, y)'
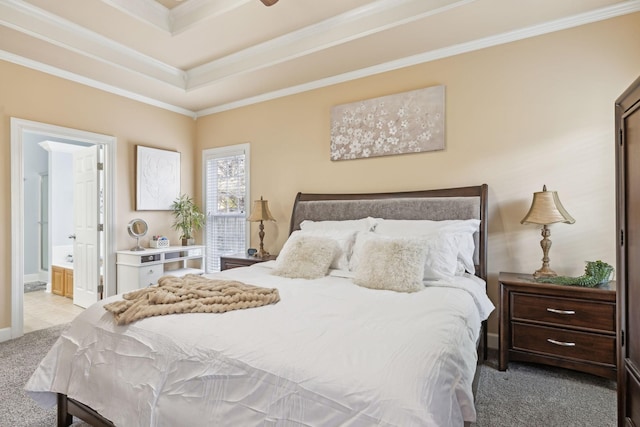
top-left (127, 218), bottom-right (148, 251)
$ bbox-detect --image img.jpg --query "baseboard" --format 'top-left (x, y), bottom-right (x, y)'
top-left (487, 332), bottom-right (498, 350)
top-left (24, 273), bottom-right (40, 283)
top-left (39, 270), bottom-right (49, 283)
top-left (0, 326), bottom-right (13, 343)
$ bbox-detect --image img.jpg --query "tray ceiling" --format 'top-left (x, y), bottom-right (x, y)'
top-left (1, 0), bottom-right (638, 117)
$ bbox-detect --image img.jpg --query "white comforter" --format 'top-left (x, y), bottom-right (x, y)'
top-left (26, 262), bottom-right (494, 427)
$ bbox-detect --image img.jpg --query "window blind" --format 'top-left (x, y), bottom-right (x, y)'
top-left (204, 145), bottom-right (249, 272)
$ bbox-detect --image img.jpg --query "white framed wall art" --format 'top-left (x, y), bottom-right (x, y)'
top-left (136, 145), bottom-right (180, 210)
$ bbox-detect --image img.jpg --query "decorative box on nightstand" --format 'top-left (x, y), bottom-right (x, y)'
top-left (498, 272), bottom-right (616, 380)
top-left (220, 253), bottom-right (277, 271)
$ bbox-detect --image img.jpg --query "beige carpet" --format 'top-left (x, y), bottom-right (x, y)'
top-left (473, 350), bottom-right (616, 426)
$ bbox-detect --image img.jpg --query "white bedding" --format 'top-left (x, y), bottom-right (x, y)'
top-left (26, 262), bottom-right (494, 427)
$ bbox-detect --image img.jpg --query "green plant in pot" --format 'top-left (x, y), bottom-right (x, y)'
top-left (170, 194), bottom-right (205, 246)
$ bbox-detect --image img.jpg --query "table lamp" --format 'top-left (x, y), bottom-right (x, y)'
top-left (248, 196), bottom-right (276, 258)
top-left (521, 185), bottom-right (575, 278)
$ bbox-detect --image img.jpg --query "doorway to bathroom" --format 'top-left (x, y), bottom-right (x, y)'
top-left (10, 118), bottom-right (117, 339)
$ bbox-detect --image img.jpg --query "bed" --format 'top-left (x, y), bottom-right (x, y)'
top-left (26, 184), bottom-right (493, 427)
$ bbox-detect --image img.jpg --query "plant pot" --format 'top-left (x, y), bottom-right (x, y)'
top-left (182, 238), bottom-right (195, 246)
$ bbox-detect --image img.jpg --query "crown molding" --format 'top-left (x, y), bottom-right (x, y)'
top-left (100, 0), bottom-right (253, 34)
top-left (170, 0), bottom-right (252, 34)
top-left (100, 0), bottom-right (170, 32)
top-left (2, 0), bottom-right (638, 118)
top-left (2, 0), bottom-right (472, 93)
top-left (187, 0), bottom-right (473, 90)
top-left (196, 1), bottom-right (640, 116)
top-left (1, 0), bottom-right (187, 86)
top-left (6, 0), bottom-right (467, 93)
top-left (0, 50), bottom-right (197, 118)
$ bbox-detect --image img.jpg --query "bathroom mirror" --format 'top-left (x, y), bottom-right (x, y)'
top-left (127, 218), bottom-right (148, 251)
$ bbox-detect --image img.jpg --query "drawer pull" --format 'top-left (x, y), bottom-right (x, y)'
top-left (546, 308), bottom-right (575, 315)
top-left (547, 338), bottom-right (576, 347)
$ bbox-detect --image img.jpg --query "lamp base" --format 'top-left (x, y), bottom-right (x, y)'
top-left (533, 224), bottom-right (557, 279)
top-left (254, 249), bottom-right (271, 259)
top-left (533, 266), bottom-right (557, 279)
top-left (253, 220), bottom-right (270, 259)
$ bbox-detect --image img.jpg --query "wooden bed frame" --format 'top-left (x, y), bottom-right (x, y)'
top-left (56, 184), bottom-right (489, 427)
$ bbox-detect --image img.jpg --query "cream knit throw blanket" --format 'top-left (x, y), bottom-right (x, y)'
top-left (104, 274), bottom-right (280, 325)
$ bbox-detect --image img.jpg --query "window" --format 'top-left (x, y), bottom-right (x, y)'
top-left (203, 144), bottom-right (250, 272)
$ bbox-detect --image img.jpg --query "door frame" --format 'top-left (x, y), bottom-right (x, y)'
top-left (10, 118), bottom-right (117, 339)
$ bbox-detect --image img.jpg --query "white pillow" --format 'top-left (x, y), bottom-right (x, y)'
top-left (271, 234), bottom-right (338, 279)
top-left (374, 218), bottom-right (480, 235)
top-left (420, 233), bottom-right (460, 280)
top-left (353, 235), bottom-right (427, 293)
top-left (349, 231), bottom-right (372, 272)
top-left (454, 232), bottom-right (476, 274)
top-left (287, 229), bottom-right (356, 271)
top-left (374, 219), bottom-right (479, 274)
top-left (300, 217), bottom-right (379, 233)
top-left (351, 232), bottom-right (459, 280)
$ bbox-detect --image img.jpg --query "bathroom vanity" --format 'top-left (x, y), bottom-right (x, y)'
top-left (51, 265), bottom-right (73, 298)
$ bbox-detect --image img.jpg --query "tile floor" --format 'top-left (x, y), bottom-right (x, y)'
top-left (23, 290), bottom-right (84, 333)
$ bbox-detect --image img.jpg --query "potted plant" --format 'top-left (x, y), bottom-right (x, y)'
top-left (170, 194), bottom-right (205, 246)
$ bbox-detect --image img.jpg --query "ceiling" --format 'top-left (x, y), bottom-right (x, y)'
top-left (1, 0), bottom-right (638, 118)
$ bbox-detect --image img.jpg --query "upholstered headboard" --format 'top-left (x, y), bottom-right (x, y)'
top-left (289, 185), bottom-right (488, 281)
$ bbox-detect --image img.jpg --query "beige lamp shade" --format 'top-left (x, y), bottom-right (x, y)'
top-left (248, 197), bottom-right (275, 222)
top-left (521, 185), bottom-right (575, 225)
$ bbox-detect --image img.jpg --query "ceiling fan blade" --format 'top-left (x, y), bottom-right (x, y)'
top-left (259, 0), bottom-right (279, 6)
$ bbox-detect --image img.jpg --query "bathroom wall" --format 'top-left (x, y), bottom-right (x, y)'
top-left (22, 134), bottom-right (48, 279)
top-left (50, 150), bottom-right (74, 247)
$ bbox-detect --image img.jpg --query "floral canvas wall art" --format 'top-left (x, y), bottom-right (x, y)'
top-left (330, 85), bottom-right (445, 161)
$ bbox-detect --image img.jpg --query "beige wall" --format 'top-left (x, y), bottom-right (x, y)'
top-left (195, 13), bottom-right (640, 335)
top-left (0, 62), bottom-right (195, 329)
top-left (1, 12), bottom-right (638, 336)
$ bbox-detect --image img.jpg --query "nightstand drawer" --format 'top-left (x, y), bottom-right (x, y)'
top-left (512, 323), bottom-right (616, 366)
top-left (222, 260), bottom-right (250, 270)
top-left (512, 293), bottom-right (615, 333)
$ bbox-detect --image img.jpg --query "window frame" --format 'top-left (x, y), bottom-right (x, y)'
top-left (202, 143), bottom-right (250, 272)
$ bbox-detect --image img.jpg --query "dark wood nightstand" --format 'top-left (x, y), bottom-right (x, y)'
top-left (220, 253), bottom-right (277, 271)
top-left (498, 272), bottom-right (616, 380)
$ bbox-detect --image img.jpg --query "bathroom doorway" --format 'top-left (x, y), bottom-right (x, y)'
top-left (10, 118), bottom-right (117, 339)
